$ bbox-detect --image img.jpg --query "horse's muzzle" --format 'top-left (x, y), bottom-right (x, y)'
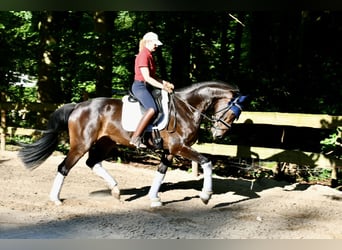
top-left (211, 127), bottom-right (228, 139)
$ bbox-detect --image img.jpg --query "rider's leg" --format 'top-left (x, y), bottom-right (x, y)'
top-left (130, 108), bottom-right (156, 148)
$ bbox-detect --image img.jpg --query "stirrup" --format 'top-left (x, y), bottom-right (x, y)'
top-left (130, 136), bottom-right (147, 149)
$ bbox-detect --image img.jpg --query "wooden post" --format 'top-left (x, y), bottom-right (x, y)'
top-left (192, 161), bottom-right (199, 177)
top-left (0, 91), bottom-right (6, 151)
top-left (0, 108), bottom-right (5, 151)
top-left (331, 162), bottom-right (338, 188)
top-left (331, 126), bottom-right (342, 187)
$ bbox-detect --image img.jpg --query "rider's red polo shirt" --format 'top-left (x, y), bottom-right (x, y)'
top-left (134, 47), bottom-right (156, 82)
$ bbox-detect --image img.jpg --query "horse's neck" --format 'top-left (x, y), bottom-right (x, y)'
top-left (177, 83), bottom-right (234, 112)
top-left (188, 87), bottom-right (229, 111)
top-left (178, 92), bottom-right (212, 113)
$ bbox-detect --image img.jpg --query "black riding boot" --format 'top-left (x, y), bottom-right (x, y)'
top-left (130, 108), bottom-right (156, 148)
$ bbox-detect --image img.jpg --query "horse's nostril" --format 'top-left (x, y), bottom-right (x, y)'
top-left (215, 135), bottom-right (223, 139)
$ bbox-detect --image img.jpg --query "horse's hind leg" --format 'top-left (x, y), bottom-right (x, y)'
top-left (92, 162), bottom-right (120, 199)
top-left (50, 161), bottom-right (66, 205)
top-left (86, 137), bottom-right (120, 200)
top-left (49, 146), bottom-right (89, 205)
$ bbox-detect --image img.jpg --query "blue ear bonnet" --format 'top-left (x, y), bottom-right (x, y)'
top-left (228, 95), bottom-right (248, 120)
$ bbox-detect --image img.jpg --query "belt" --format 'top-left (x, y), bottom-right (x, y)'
top-left (134, 80), bottom-right (146, 84)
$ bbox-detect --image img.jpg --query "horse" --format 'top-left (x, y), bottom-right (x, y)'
top-left (18, 81), bottom-right (247, 207)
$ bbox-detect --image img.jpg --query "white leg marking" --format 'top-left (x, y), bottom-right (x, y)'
top-left (199, 161), bottom-right (213, 204)
top-left (92, 163), bottom-right (118, 189)
top-left (201, 161), bottom-right (213, 192)
top-left (49, 172), bottom-right (65, 205)
top-left (93, 162), bottom-right (120, 199)
top-left (148, 171), bottom-right (165, 207)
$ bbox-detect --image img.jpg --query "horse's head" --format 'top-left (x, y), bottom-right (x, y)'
top-left (211, 95), bottom-right (248, 139)
top-left (174, 81), bottom-right (248, 140)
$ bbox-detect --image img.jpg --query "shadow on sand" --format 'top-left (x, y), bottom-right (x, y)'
top-left (91, 176), bottom-right (311, 209)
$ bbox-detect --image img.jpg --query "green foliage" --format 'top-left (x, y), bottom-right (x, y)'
top-left (307, 168), bottom-right (332, 183)
top-left (4, 83), bottom-right (39, 128)
top-left (72, 81), bottom-right (96, 102)
top-left (320, 127), bottom-right (342, 159)
top-left (56, 143), bottom-right (70, 155)
top-left (0, 11), bottom-right (38, 76)
top-left (5, 85), bottom-right (39, 128)
top-left (9, 11), bottom-right (33, 38)
top-left (115, 11), bottom-right (134, 29)
top-left (6, 135), bottom-right (34, 145)
top-left (6, 85), bottom-right (38, 103)
top-left (1, 10), bottom-right (341, 112)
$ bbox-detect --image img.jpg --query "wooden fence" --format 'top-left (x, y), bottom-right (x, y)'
top-left (0, 102), bottom-right (61, 151)
top-left (1, 102), bottom-right (342, 175)
top-left (192, 111), bottom-right (342, 177)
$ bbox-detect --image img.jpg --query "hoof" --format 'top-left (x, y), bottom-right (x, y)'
top-left (199, 190), bottom-right (213, 205)
top-left (150, 197), bottom-right (163, 208)
top-left (50, 199), bottom-right (63, 206)
top-left (111, 186), bottom-right (121, 200)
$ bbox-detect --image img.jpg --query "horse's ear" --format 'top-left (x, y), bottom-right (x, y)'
top-left (238, 95), bottom-right (249, 104)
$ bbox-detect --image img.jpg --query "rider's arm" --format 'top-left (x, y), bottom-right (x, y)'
top-left (140, 67), bottom-right (174, 93)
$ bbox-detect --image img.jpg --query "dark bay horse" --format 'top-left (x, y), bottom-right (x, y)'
top-left (19, 81), bottom-right (246, 207)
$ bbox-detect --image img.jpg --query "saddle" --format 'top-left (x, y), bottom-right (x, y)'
top-left (127, 89), bottom-right (164, 125)
top-left (121, 89), bottom-right (170, 148)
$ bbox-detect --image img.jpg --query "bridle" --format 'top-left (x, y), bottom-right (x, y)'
top-left (211, 95), bottom-right (245, 130)
top-left (171, 93), bottom-right (246, 131)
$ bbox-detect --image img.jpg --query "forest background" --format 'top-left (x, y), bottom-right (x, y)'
top-left (0, 11), bottom-right (342, 115)
top-left (1, 11), bottom-right (341, 115)
top-left (0, 10), bottom-right (341, 181)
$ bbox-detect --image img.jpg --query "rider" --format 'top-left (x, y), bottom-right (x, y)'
top-left (130, 32), bottom-right (174, 149)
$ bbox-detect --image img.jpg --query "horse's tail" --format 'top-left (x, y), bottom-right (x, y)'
top-left (18, 103), bottom-right (76, 170)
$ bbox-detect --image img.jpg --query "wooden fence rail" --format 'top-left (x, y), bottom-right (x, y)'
top-left (192, 111), bottom-right (342, 176)
top-left (1, 102), bottom-right (342, 176)
top-left (236, 111), bottom-right (341, 129)
top-left (0, 102), bottom-right (61, 151)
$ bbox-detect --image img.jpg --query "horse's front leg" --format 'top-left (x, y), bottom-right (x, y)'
top-left (148, 153), bottom-right (173, 207)
top-left (173, 146), bottom-right (213, 205)
top-left (198, 161), bottom-right (213, 204)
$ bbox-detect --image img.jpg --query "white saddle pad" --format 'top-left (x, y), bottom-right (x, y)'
top-left (121, 90), bottom-right (170, 132)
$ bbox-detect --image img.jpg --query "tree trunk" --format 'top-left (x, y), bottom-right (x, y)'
top-left (219, 13), bottom-right (229, 80)
top-left (170, 14), bottom-right (190, 87)
top-left (249, 12), bottom-right (273, 71)
top-left (37, 11), bottom-right (63, 103)
top-left (232, 14), bottom-right (244, 78)
top-left (94, 11), bottom-right (115, 97)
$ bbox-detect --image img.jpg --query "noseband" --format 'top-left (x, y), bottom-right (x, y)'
top-left (213, 95), bottom-right (246, 129)
top-left (174, 94), bottom-right (246, 130)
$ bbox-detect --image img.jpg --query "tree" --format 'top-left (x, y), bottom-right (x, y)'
top-left (168, 13), bottom-right (191, 86)
top-left (37, 11), bottom-right (64, 103)
top-left (94, 11), bottom-right (115, 97)
top-left (0, 12), bottom-right (37, 84)
top-left (0, 12), bottom-right (14, 95)
top-left (1, 10), bottom-right (341, 114)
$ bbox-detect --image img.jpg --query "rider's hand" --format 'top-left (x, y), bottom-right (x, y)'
top-left (162, 81), bottom-right (174, 93)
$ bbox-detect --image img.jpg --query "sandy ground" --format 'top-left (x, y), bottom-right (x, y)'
top-left (0, 150), bottom-right (342, 239)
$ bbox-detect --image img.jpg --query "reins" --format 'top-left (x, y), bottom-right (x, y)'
top-left (166, 92), bottom-right (177, 133)
top-left (170, 93), bottom-right (237, 131)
